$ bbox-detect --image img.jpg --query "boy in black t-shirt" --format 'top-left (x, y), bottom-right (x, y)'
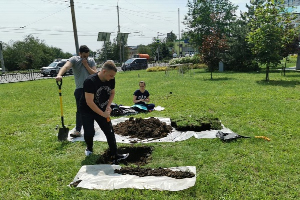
top-left (80, 60), bottom-right (128, 163)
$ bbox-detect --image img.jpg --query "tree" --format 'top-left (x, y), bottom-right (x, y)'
top-left (201, 29), bottom-right (228, 79)
top-left (96, 39), bottom-right (129, 63)
top-left (2, 35), bottom-right (72, 71)
top-left (224, 13), bottom-right (259, 71)
top-left (166, 31), bottom-right (177, 43)
top-left (147, 37), bottom-right (172, 62)
top-left (137, 45), bottom-right (151, 55)
top-left (247, 0), bottom-right (298, 81)
top-left (184, 0), bottom-right (237, 77)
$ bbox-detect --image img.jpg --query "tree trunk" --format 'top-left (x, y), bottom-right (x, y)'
top-left (266, 64), bottom-right (269, 81)
top-left (208, 64), bottom-right (213, 79)
top-left (296, 52), bottom-right (300, 70)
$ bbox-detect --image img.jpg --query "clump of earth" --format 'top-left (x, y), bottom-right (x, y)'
top-left (114, 167), bottom-right (195, 179)
top-left (113, 117), bottom-right (173, 139)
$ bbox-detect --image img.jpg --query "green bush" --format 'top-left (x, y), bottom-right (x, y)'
top-left (286, 55), bottom-right (297, 63)
top-left (169, 55), bottom-right (201, 65)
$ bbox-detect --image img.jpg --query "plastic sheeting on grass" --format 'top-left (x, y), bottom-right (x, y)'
top-left (67, 117), bottom-right (235, 143)
top-left (69, 164), bottom-right (196, 191)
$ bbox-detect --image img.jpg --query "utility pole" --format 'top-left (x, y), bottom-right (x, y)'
top-left (117, 3), bottom-right (122, 63)
top-left (178, 8), bottom-right (181, 57)
top-left (70, 0), bottom-right (79, 55)
top-left (157, 32), bottom-right (160, 62)
top-left (0, 41), bottom-right (5, 73)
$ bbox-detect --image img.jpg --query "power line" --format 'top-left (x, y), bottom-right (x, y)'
top-left (120, 7), bottom-right (174, 22)
top-left (19, 6), bottom-right (70, 28)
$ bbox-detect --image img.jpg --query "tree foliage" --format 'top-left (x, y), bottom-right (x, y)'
top-left (247, 0), bottom-right (298, 81)
top-left (184, 0), bottom-right (237, 78)
top-left (148, 38), bottom-right (172, 62)
top-left (224, 18), bottom-right (259, 71)
top-left (137, 45), bottom-right (151, 55)
top-left (2, 35), bottom-right (72, 71)
top-left (96, 39), bottom-right (129, 64)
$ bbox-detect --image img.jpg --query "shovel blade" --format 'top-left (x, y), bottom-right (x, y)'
top-left (58, 127), bottom-right (69, 141)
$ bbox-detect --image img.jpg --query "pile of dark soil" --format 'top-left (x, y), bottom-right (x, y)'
top-left (114, 167), bottom-right (195, 179)
top-left (96, 146), bottom-right (153, 166)
top-left (113, 117), bottom-right (173, 139)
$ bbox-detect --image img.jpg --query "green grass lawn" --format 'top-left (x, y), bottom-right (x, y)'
top-left (1, 68), bottom-right (300, 199)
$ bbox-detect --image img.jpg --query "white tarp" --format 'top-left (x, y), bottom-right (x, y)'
top-left (67, 117), bottom-right (234, 143)
top-left (70, 165), bottom-right (196, 191)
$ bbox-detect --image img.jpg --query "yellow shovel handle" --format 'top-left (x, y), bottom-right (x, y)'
top-left (255, 136), bottom-right (271, 141)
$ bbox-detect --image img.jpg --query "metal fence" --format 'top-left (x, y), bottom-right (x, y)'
top-left (0, 69), bottom-right (48, 84)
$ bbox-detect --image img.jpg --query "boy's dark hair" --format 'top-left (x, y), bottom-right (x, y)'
top-left (79, 45), bottom-right (89, 53)
top-left (103, 60), bottom-right (117, 72)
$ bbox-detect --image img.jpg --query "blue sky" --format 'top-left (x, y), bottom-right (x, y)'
top-left (0, 0), bottom-right (249, 54)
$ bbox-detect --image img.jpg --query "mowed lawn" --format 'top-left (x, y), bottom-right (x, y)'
top-left (0, 68), bottom-right (300, 199)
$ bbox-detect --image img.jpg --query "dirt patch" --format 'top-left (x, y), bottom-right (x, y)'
top-left (96, 146), bottom-right (153, 166)
top-left (113, 117), bottom-right (173, 139)
top-left (114, 167), bottom-right (195, 179)
top-left (95, 146), bottom-right (195, 179)
top-left (171, 116), bottom-right (222, 131)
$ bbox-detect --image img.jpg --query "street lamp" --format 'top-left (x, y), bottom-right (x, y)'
top-left (156, 32), bottom-right (165, 62)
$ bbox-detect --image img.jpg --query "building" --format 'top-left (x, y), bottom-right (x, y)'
top-left (284, 0), bottom-right (300, 6)
top-left (174, 40), bottom-right (197, 57)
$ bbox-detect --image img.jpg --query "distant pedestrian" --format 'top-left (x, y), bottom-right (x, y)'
top-left (55, 45), bottom-right (97, 138)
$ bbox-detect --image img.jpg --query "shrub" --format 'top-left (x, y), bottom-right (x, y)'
top-left (191, 63), bottom-right (208, 69)
top-left (169, 55), bottom-right (201, 65)
top-left (146, 66), bottom-right (168, 72)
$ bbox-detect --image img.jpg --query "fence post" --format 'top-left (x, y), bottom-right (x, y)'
top-left (0, 42), bottom-right (5, 74)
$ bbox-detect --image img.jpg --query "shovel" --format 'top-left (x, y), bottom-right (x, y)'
top-left (57, 80), bottom-right (69, 141)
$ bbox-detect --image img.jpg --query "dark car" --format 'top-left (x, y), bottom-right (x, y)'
top-left (121, 58), bottom-right (148, 71)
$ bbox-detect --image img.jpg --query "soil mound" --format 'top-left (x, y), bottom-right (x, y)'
top-left (113, 117), bottom-right (173, 139)
top-left (114, 167), bottom-right (195, 179)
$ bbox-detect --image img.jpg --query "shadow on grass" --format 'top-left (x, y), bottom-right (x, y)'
top-left (55, 140), bottom-right (73, 150)
top-left (256, 79), bottom-right (300, 87)
top-left (81, 154), bottom-right (99, 166)
top-left (282, 73), bottom-right (300, 78)
top-left (203, 77), bottom-right (234, 81)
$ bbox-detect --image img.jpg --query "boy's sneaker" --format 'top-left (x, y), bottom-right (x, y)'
top-left (85, 149), bottom-right (93, 156)
top-left (112, 153), bottom-right (129, 164)
top-left (70, 130), bottom-right (81, 138)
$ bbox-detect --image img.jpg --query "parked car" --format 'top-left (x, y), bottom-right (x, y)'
top-left (121, 58), bottom-right (148, 71)
top-left (40, 59), bottom-right (72, 77)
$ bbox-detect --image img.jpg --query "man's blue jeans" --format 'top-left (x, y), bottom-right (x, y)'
top-left (74, 88), bottom-right (83, 132)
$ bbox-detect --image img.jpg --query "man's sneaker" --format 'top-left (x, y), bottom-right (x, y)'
top-left (85, 149), bottom-right (93, 156)
top-left (112, 153), bottom-right (129, 164)
top-left (70, 131), bottom-right (81, 138)
top-left (117, 153), bottom-right (129, 161)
